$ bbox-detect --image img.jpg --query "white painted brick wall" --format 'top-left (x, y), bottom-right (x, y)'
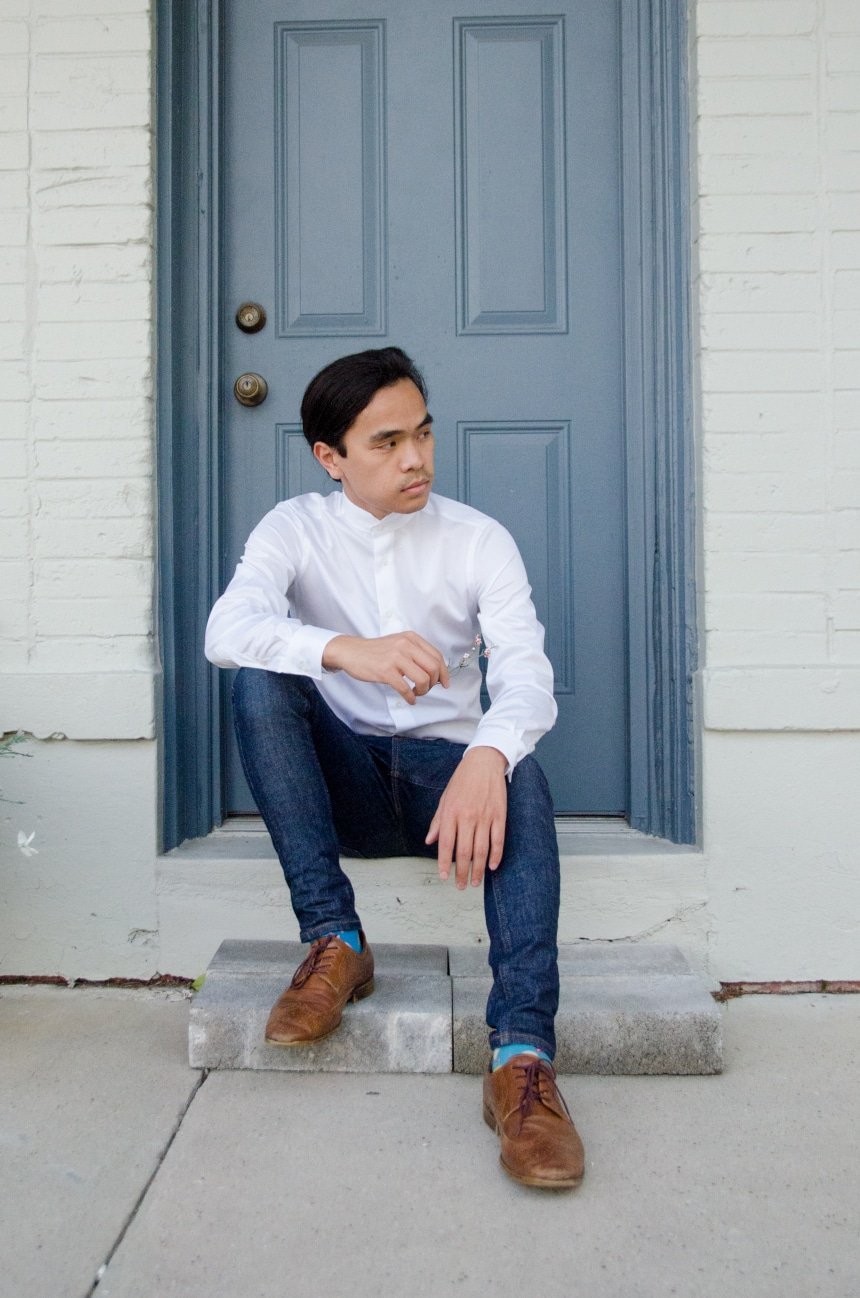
top-left (695, 0), bottom-right (860, 671)
top-left (0, 0), bottom-right (154, 682)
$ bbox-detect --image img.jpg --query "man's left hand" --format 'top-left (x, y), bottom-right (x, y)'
top-left (425, 747), bottom-right (508, 889)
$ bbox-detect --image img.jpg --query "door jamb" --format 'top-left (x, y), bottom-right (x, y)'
top-left (155, 0), bottom-right (698, 849)
top-left (620, 0), bottom-right (698, 842)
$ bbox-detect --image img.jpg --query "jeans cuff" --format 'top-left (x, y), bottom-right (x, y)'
top-left (300, 920), bottom-right (362, 944)
top-left (488, 1028), bottom-right (556, 1062)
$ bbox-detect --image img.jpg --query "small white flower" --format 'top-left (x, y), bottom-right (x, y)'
top-left (447, 633), bottom-right (497, 673)
top-left (17, 830), bottom-right (38, 858)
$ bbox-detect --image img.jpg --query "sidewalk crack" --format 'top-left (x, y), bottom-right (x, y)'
top-left (86, 1069), bottom-right (209, 1295)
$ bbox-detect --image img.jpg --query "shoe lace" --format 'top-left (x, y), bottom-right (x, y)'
top-left (290, 934), bottom-right (339, 989)
top-left (513, 1058), bottom-right (574, 1133)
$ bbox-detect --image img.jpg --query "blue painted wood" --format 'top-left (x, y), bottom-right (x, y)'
top-left (275, 22), bottom-right (386, 335)
top-left (457, 422), bottom-right (572, 692)
top-left (454, 17), bottom-right (566, 333)
top-left (155, 0), bottom-right (223, 847)
top-left (157, 0), bottom-right (698, 846)
top-left (620, 0), bottom-right (697, 843)
top-left (276, 426), bottom-right (340, 501)
top-left (221, 0), bottom-right (627, 816)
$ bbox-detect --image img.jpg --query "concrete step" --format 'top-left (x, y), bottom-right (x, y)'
top-left (189, 941), bottom-right (451, 1073)
top-left (189, 940), bottom-right (723, 1075)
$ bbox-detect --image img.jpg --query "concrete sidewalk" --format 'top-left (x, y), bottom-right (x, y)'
top-left (1, 988), bottom-right (858, 1298)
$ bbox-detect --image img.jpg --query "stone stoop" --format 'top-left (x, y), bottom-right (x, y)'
top-left (189, 941), bottom-right (452, 1073)
top-left (189, 939), bottom-right (723, 1075)
top-left (451, 944), bottom-right (723, 1075)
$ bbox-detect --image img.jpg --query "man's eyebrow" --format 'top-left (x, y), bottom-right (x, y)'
top-left (367, 412), bottom-right (433, 444)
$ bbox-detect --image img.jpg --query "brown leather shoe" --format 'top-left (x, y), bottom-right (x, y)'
top-left (483, 1053), bottom-right (585, 1189)
top-left (264, 931), bottom-right (374, 1046)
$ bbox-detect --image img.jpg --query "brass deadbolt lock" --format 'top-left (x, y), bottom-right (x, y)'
top-left (235, 302), bottom-right (267, 333)
top-left (233, 372), bottom-right (268, 407)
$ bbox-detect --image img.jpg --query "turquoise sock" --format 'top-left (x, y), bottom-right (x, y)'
top-left (326, 929), bottom-right (362, 952)
top-left (492, 1042), bottom-right (552, 1070)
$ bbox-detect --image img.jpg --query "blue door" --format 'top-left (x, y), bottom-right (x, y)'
top-left (221, 0), bottom-right (626, 816)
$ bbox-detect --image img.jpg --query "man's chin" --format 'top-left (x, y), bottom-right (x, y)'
top-left (395, 495), bottom-right (430, 514)
top-left (397, 480), bottom-right (432, 510)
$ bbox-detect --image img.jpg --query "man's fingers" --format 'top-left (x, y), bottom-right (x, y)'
top-left (403, 634), bottom-right (448, 690)
top-left (470, 830), bottom-right (490, 887)
top-left (425, 809), bottom-right (440, 846)
top-left (398, 659), bottom-right (431, 696)
top-left (333, 633), bottom-right (451, 694)
top-left (437, 824), bottom-right (456, 881)
top-left (405, 630), bottom-right (444, 659)
top-left (407, 653), bottom-right (443, 693)
top-left (489, 816), bottom-right (506, 870)
top-left (454, 824), bottom-right (475, 891)
top-left (386, 670), bottom-right (416, 704)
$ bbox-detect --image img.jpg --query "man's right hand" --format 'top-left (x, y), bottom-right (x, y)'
top-left (322, 632), bottom-right (450, 705)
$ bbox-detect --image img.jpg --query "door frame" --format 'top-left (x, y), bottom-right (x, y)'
top-left (155, 0), bottom-right (699, 850)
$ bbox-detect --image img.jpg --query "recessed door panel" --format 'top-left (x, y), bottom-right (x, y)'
top-left (275, 22), bottom-right (386, 334)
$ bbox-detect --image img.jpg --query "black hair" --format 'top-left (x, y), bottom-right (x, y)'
top-left (300, 347), bottom-right (428, 456)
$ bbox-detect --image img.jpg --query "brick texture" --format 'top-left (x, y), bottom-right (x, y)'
top-left (0, 0), bottom-right (154, 677)
top-left (694, 0), bottom-right (860, 666)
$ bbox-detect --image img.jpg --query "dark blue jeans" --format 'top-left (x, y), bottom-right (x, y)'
top-left (231, 668), bottom-right (561, 1059)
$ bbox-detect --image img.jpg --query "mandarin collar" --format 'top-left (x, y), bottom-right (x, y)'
top-left (335, 488), bottom-right (428, 535)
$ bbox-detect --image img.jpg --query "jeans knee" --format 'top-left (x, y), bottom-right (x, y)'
top-left (231, 666), bottom-right (309, 723)
top-left (505, 756), bottom-right (558, 865)
top-left (510, 754), bottom-right (554, 814)
top-left (232, 666), bottom-right (264, 715)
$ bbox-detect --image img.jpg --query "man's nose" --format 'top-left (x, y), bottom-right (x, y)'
top-left (399, 438), bottom-right (424, 470)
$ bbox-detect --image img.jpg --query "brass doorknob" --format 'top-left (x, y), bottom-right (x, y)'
top-left (235, 302), bottom-right (266, 333)
top-left (234, 373), bottom-right (268, 407)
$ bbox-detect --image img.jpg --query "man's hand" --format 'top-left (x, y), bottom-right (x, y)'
top-left (322, 631), bottom-right (450, 704)
top-left (425, 747), bottom-right (508, 889)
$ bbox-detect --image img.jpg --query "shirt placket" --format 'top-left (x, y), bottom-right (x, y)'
top-left (372, 525), bottom-right (404, 725)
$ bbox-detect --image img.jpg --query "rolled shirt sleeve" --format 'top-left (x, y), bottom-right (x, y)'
top-left (203, 510), bottom-right (340, 679)
top-left (463, 521), bottom-right (558, 779)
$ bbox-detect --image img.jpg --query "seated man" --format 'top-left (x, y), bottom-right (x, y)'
top-left (204, 347), bottom-right (585, 1189)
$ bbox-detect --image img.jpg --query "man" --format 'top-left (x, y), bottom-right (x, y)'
top-left (205, 347), bottom-right (585, 1189)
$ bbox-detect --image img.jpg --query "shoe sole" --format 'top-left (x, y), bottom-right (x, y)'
top-left (264, 977), bottom-right (375, 1047)
top-left (482, 1102), bottom-right (584, 1190)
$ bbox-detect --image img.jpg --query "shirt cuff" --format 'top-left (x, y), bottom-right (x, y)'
top-left (273, 623), bottom-right (340, 680)
top-left (465, 724), bottom-right (523, 782)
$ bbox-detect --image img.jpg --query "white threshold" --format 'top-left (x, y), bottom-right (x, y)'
top-left (212, 815), bottom-right (697, 857)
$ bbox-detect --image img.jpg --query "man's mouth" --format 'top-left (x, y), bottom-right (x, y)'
top-left (401, 479), bottom-right (430, 493)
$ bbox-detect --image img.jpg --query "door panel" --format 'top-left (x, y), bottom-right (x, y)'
top-left (276, 23), bottom-right (386, 335)
top-left (455, 17), bottom-right (567, 333)
top-left (221, 0), bottom-right (626, 815)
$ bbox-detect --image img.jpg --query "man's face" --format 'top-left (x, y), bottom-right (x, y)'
top-left (313, 378), bottom-right (435, 520)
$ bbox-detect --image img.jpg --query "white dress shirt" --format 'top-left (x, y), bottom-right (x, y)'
top-left (204, 489), bottom-right (557, 777)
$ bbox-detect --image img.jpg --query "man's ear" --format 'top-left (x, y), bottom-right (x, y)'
top-left (313, 441), bottom-right (342, 480)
